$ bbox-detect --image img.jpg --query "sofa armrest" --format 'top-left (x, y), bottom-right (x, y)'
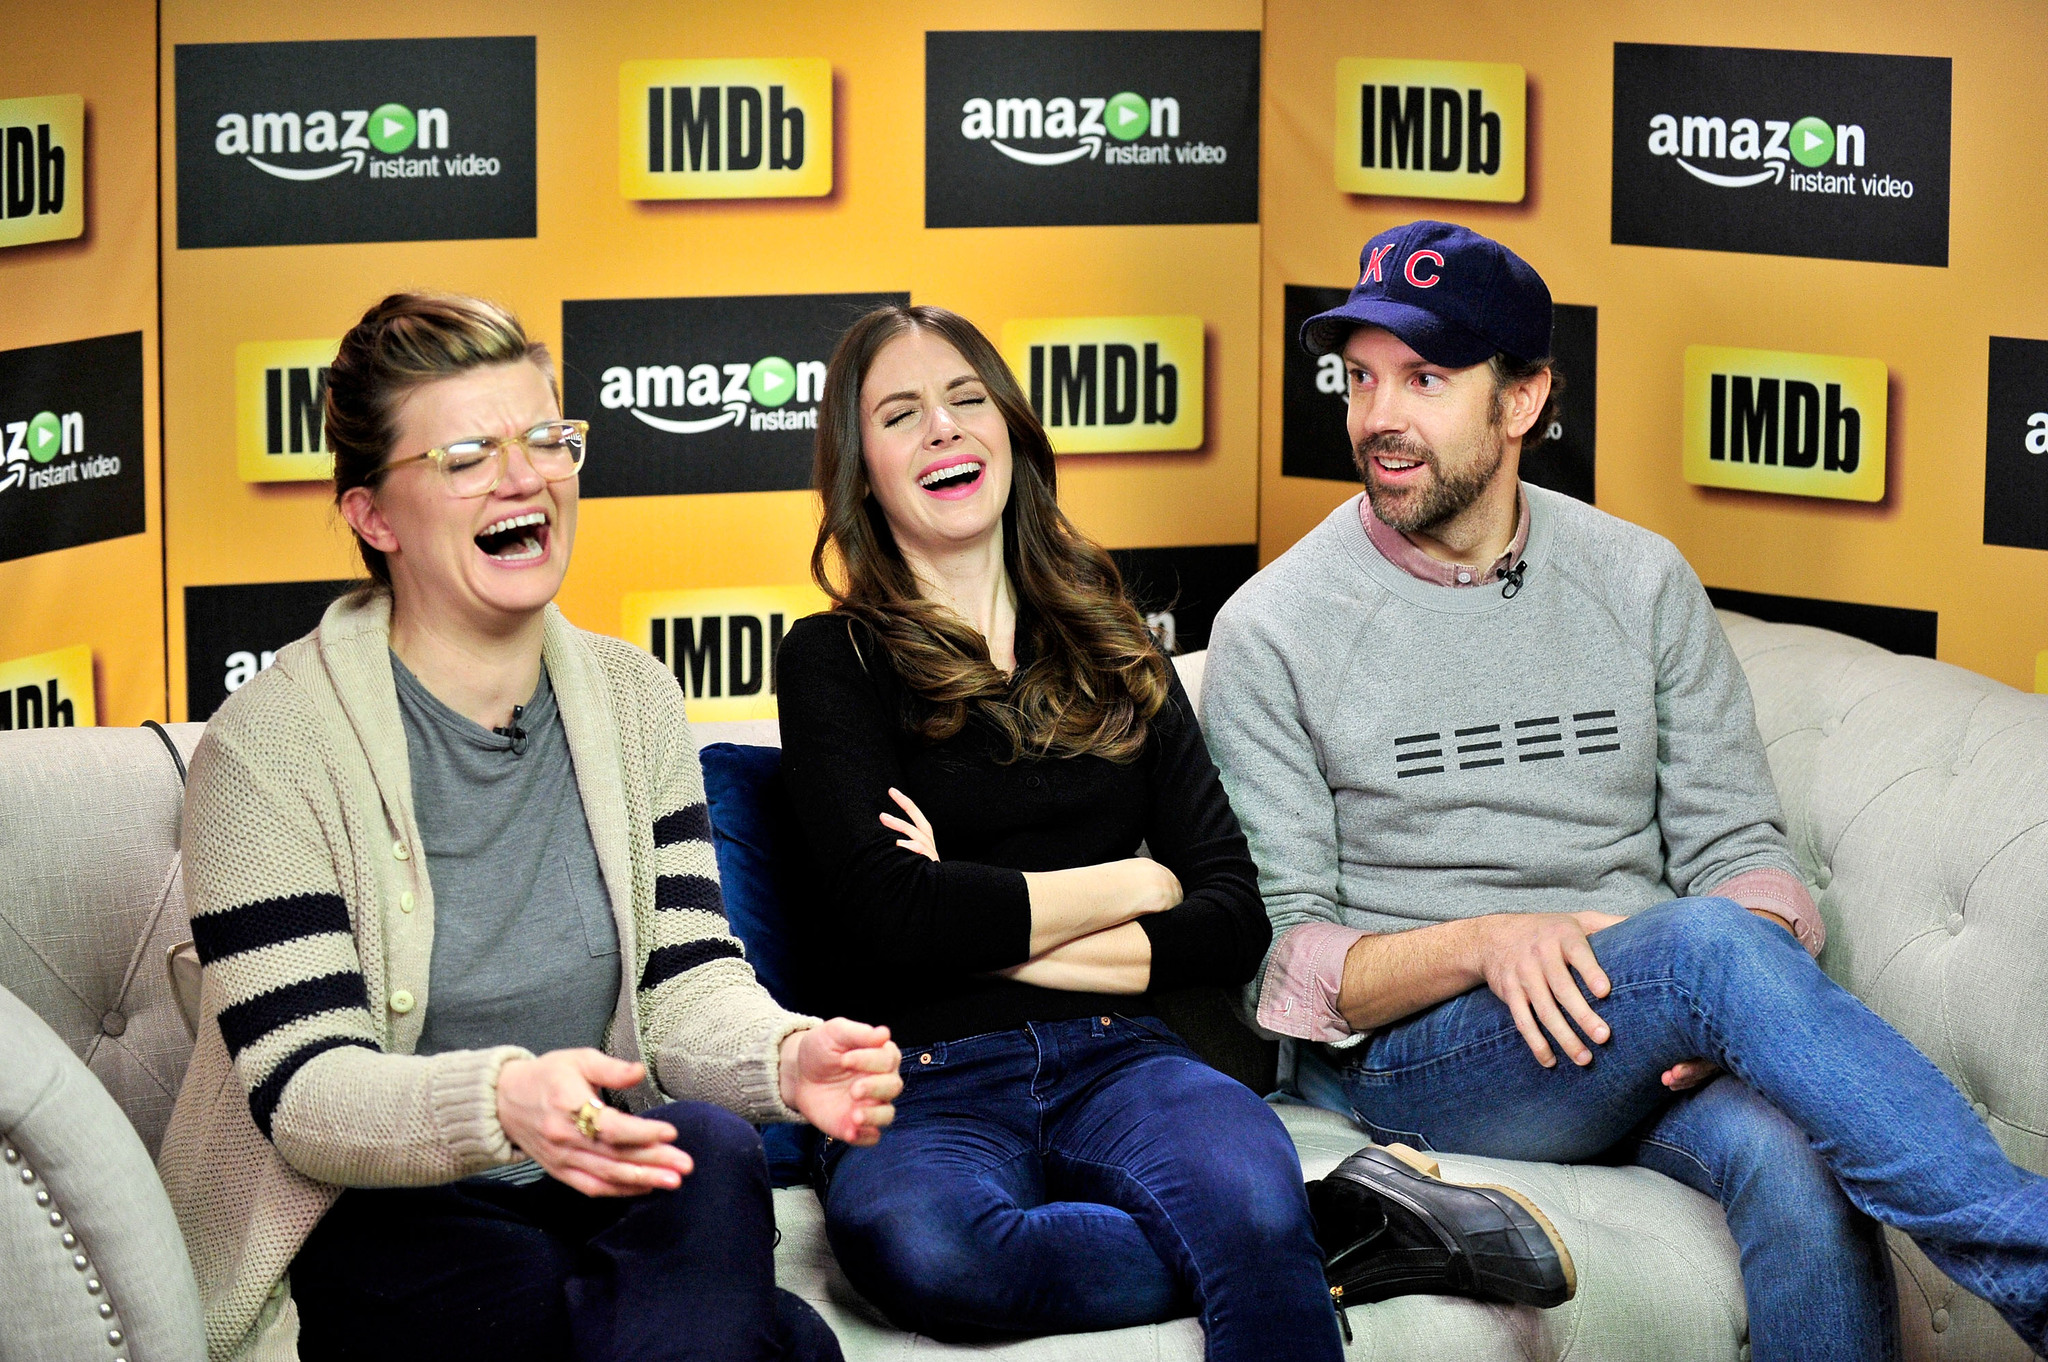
top-left (0, 985), bottom-right (204, 1361)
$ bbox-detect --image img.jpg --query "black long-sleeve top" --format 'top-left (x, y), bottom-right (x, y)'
top-left (776, 611), bottom-right (1270, 1047)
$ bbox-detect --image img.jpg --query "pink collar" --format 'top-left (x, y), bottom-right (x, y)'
top-left (1359, 490), bottom-right (1531, 587)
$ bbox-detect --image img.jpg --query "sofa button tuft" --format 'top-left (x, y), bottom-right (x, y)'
top-left (101, 1011), bottom-right (126, 1037)
top-left (1972, 1101), bottom-right (1990, 1121)
top-left (2, 1145), bottom-right (16, 1163)
top-left (1932, 1307), bottom-right (1949, 1332)
top-left (1946, 913), bottom-right (1964, 936)
top-left (389, 989), bottom-right (415, 1014)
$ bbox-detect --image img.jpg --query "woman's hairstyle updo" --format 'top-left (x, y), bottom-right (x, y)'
top-left (811, 304), bottom-right (1172, 764)
top-left (326, 291), bottom-right (556, 589)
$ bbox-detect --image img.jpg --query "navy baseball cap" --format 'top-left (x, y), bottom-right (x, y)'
top-left (1301, 220), bottom-right (1553, 367)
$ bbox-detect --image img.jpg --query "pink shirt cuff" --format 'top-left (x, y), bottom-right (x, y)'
top-left (1256, 922), bottom-right (1367, 1042)
top-left (1710, 867), bottom-right (1825, 957)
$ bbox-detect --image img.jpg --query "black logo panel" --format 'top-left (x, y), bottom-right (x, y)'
top-left (175, 36), bottom-right (536, 248)
top-left (925, 30), bottom-right (1259, 228)
top-left (1108, 543), bottom-right (1258, 656)
top-left (1984, 336), bottom-right (2048, 552)
top-left (562, 292), bottom-right (906, 499)
top-left (183, 579), bottom-right (356, 721)
top-left (0, 332), bottom-right (146, 563)
top-left (1611, 43), bottom-right (1949, 266)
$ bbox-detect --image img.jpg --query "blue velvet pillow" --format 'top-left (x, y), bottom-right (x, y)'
top-left (697, 741), bottom-right (817, 1185)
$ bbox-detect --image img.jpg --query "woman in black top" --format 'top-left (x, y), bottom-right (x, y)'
top-left (776, 304), bottom-right (1343, 1361)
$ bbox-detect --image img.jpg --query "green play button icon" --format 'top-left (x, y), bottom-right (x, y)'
top-left (1790, 116), bottom-right (1835, 169)
top-left (748, 357), bottom-right (797, 408)
top-left (27, 411), bottom-right (61, 464)
top-left (1105, 92), bottom-right (1150, 142)
top-left (368, 103), bottom-right (418, 154)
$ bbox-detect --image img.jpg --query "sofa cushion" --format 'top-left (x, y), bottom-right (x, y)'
top-left (699, 740), bottom-right (818, 1186)
top-left (0, 983), bottom-right (205, 1362)
top-left (771, 1101), bottom-right (1749, 1361)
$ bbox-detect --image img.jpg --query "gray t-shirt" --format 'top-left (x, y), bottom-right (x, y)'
top-left (392, 654), bottom-right (620, 1063)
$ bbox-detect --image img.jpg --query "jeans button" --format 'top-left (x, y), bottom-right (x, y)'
top-left (918, 1053), bottom-right (932, 1065)
top-left (1100, 1016), bottom-right (1112, 1026)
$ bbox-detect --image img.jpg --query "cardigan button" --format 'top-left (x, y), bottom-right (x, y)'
top-left (389, 989), bottom-right (415, 1014)
top-left (393, 839), bottom-right (411, 861)
top-left (400, 891), bottom-right (415, 914)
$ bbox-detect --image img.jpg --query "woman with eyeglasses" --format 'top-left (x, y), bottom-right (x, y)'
top-left (157, 292), bottom-right (899, 1362)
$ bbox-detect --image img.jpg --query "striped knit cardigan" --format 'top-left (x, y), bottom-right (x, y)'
top-left (157, 591), bottom-right (816, 1361)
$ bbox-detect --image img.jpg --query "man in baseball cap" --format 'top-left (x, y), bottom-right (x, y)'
top-left (1202, 221), bottom-right (2048, 1359)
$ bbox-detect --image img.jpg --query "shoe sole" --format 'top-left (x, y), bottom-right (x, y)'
top-left (1382, 1143), bottom-right (1579, 1301)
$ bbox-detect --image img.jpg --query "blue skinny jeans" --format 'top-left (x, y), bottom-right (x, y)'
top-left (818, 1013), bottom-right (1343, 1361)
top-left (1293, 897), bottom-right (2048, 1362)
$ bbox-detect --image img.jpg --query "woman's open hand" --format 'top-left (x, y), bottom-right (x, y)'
top-left (881, 787), bottom-right (939, 860)
top-left (496, 1049), bottom-right (694, 1197)
top-left (780, 1019), bottom-right (903, 1146)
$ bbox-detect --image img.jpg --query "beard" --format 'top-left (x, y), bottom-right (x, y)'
top-left (1352, 427), bottom-right (1507, 535)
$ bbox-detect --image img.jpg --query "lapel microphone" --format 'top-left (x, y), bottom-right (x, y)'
top-left (1500, 559), bottom-right (1531, 599)
top-left (493, 704), bottom-right (529, 756)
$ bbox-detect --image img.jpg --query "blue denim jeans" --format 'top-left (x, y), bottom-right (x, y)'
top-left (818, 1014), bottom-right (1343, 1361)
top-left (1292, 898), bottom-right (2048, 1362)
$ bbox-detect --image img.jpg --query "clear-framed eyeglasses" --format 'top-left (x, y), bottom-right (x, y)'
top-left (377, 419), bottom-right (588, 498)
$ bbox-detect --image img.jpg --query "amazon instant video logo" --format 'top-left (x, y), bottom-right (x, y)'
top-left (1611, 43), bottom-right (1949, 267)
top-left (564, 291), bottom-right (906, 499)
top-left (176, 37), bottom-right (536, 248)
top-left (925, 31), bottom-right (1258, 228)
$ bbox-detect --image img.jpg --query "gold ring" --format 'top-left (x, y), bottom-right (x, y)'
top-left (572, 1100), bottom-right (603, 1140)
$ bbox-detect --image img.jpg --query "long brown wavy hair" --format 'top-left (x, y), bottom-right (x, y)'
top-left (811, 304), bottom-right (1171, 763)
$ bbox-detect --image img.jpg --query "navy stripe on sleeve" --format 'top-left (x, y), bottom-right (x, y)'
top-left (217, 971), bottom-right (370, 1058)
top-left (653, 804), bottom-right (713, 848)
top-left (247, 1036), bottom-right (379, 1139)
top-left (190, 892), bottom-right (352, 966)
top-left (655, 873), bottom-right (725, 916)
top-left (639, 938), bottom-right (744, 992)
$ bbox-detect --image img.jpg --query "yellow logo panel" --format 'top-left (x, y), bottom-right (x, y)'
top-left (236, 339), bottom-right (341, 483)
top-left (0, 95), bottom-right (84, 248)
top-left (1000, 316), bottom-right (1204, 455)
top-left (620, 59), bottom-right (832, 200)
top-left (1683, 346), bottom-right (1887, 502)
top-left (0, 644), bottom-right (94, 728)
top-left (1334, 59), bottom-right (1524, 203)
top-left (623, 583), bottom-right (828, 723)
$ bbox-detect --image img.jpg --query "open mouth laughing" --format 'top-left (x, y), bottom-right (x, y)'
top-left (475, 510), bottom-right (551, 564)
top-left (916, 456), bottom-right (986, 499)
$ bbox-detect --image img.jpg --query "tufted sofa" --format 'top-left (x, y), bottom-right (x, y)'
top-left (1, 614), bottom-right (2042, 1362)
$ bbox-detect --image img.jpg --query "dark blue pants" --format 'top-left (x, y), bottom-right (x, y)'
top-left (1294, 899), bottom-right (2048, 1362)
top-left (292, 1101), bottom-right (841, 1362)
top-left (818, 1014), bottom-right (1343, 1361)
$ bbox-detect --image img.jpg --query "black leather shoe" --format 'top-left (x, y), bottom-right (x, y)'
top-left (1307, 1143), bottom-right (1577, 1318)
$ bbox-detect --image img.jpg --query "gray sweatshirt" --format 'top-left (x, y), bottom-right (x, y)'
top-left (1202, 487), bottom-right (1809, 1028)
